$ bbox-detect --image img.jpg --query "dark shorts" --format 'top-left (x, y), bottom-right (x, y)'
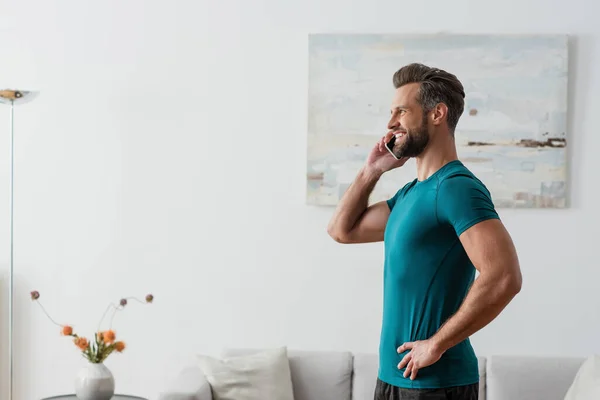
top-left (374, 378), bottom-right (479, 400)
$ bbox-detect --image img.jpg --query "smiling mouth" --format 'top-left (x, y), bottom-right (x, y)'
top-left (393, 131), bottom-right (407, 139)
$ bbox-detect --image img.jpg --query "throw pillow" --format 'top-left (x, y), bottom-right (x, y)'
top-left (196, 346), bottom-right (295, 400)
top-left (564, 354), bottom-right (600, 400)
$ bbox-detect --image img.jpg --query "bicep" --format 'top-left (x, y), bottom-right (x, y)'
top-left (459, 219), bottom-right (520, 279)
top-left (344, 201), bottom-right (390, 243)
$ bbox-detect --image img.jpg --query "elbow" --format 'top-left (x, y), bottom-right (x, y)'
top-left (502, 269), bottom-right (523, 298)
top-left (513, 273), bottom-right (523, 295)
top-left (327, 226), bottom-right (351, 244)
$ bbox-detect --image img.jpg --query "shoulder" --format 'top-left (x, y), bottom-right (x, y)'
top-left (435, 161), bottom-right (499, 235)
top-left (386, 179), bottom-right (417, 210)
top-left (436, 162), bottom-right (492, 198)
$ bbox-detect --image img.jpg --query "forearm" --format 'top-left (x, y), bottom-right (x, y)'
top-left (430, 271), bottom-right (521, 353)
top-left (327, 165), bottom-right (382, 240)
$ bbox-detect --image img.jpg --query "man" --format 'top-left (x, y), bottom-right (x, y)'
top-left (327, 63), bottom-right (522, 400)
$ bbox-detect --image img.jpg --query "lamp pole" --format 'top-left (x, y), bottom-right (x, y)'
top-left (0, 89), bottom-right (38, 400)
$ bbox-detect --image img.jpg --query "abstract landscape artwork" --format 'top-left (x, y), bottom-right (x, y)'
top-left (307, 34), bottom-right (569, 208)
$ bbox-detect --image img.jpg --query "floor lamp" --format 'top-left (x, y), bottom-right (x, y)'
top-left (0, 89), bottom-right (38, 400)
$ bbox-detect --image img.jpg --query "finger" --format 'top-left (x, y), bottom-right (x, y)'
top-left (410, 364), bottom-right (419, 380)
top-left (403, 360), bottom-right (413, 378)
top-left (384, 130), bottom-right (394, 142)
top-left (397, 342), bottom-right (414, 353)
top-left (397, 157), bottom-right (410, 166)
top-left (397, 352), bottom-right (412, 369)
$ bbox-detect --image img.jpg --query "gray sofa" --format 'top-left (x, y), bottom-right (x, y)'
top-left (159, 348), bottom-right (584, 400)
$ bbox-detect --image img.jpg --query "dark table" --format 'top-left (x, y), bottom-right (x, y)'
top-left (42, 396), bottom-right (147, 400)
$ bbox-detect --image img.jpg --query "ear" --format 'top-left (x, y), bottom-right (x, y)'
top-left (431, 103), bottom-right (448, 126)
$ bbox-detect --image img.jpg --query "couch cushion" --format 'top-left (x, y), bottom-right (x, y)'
top-left (352, 353), bottom-right (378, 400)
top-left (196, 347), bottom-right (294, 400)
top-left (487, 355), bottom-right (584, 400)
top-left (352, 354), bottom-right (487, 400)
top-left (564, 354), bottom-right (600, 400)
top-left (222, 348), bottom-right (352, 400)
top-left (478, 356), bottom-right (486, 400)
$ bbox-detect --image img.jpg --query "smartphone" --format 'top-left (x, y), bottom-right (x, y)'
top-left (385, 136), bottom-right (401, 160)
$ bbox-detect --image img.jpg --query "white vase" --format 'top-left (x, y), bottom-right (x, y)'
top-left (74, 362), bottom-right (115, 400)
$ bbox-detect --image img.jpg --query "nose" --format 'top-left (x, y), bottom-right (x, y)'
top-left (387, 114), bottom-right (400, 130)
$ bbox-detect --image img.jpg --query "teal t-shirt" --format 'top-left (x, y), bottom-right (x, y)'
top-left (378, 160), bottom-right (499, 389)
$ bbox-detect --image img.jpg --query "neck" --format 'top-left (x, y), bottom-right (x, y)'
top-left (415, 131), bottom-right (458, 181)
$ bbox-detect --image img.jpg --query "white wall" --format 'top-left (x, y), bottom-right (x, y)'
top-left (0, 0), bottom-right (598, 399)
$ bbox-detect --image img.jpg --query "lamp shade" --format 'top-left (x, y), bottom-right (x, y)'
top-left (0, 89), bottom-right (39, 105)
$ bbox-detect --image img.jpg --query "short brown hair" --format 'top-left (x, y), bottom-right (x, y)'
top-left (393, 63), bottom-right (465, 132)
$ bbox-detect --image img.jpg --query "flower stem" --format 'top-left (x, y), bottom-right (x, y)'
top-left (125, 297), bottom-right (147, 305)
top-left (35, 300), bottom-right (63, 327)
top-left (109, 305), bottom-right (123, 330)
top-left (108, 296), bottom-right (148, 329)
top-left (97, 303), bottom-right (120, 333)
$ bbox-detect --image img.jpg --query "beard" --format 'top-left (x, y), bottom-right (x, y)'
top-left (391, 114), bottom-right (430, 158)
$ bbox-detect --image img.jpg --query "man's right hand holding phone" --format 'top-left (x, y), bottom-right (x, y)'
top-left (365, 131), bottom-right (410, 177)
top-left (327, 131), bottom-right (410, 244)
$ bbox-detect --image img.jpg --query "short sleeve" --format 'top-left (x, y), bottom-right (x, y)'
top-left (436, 175), bottom-right (499, 236)
top-left (386, 181), bottom-right (414, 211)
top-left (386, 190), bottom-right (401, 210)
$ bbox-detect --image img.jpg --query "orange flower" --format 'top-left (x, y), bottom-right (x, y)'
top-left (103, 330), bottom-right (116, 344)
top-left (114, 341), bottom-right (125, 352)
top-left (61, 325), bottom-right (73, 336)
top-left (74, 337), bottom-right (89, 351)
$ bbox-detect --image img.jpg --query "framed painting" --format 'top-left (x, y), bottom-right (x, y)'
top-left (307, 34), bottom-right (569, 208)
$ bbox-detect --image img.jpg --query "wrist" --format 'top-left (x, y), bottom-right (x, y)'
top-left (361, 165), bottom-right (384, 181)
top-left (429, 335), bottom-right (450, 356)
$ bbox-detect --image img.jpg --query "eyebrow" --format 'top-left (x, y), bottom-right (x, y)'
top-left (390, 106), bottom-right (408, 113)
